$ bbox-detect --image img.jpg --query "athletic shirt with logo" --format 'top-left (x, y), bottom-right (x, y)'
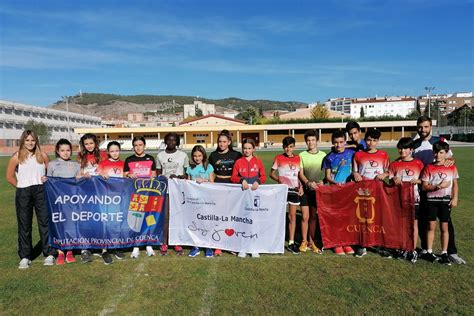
top-left (299, 150), bottom-right (326, 183)
top-left (80, 151), bottom-right (108, 176)
top-left (353, 150), bottom-right (390, 180)
top-left (271, 154), bottom-right (301, 188)
top-left (97, 159), bottom-right (125, 178)
top-left (420, 164), bottom-right (459, 200)
top-left (47, 159), bottom-right (81, 178)
top-left (389, 159), bottom-right (424, 203)
top-left (124, 154), bottom-right (156, 177)
top-left (209, 150), bottom-right (243, 183)
top-left (322, 148), bottom-right (355, 184)
top-left (413, 135), bottom-right (452, 166)
top-left (156, 150), bottom-right (189, 177)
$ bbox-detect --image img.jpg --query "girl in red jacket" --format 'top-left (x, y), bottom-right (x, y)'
top-left (231, 139), bottom-right (266, 258)
top-left (231, 138), bottom-right (266, 190)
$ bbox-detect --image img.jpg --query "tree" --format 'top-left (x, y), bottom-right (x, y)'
top-left (310, 105), bottom-right (330, 119)
top-left (237, 106), bottom-right (260, 124)
top-left (24, 120), bottom-right (50, 144)
top-left (195, 108), bottom-right (203, 117)
top-left (360, 107), bottom-right (365, 118)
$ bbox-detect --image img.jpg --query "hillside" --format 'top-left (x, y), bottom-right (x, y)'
top-left (50, 93), bottom-right (307, 119)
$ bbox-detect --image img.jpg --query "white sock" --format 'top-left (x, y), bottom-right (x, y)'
top-left (427, 249), bottom-right (433, 253)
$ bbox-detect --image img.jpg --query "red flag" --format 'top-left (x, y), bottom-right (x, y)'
top-left (316, 181), bottom-right (415, 251)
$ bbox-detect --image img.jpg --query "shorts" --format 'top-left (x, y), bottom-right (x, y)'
top-left (300, 188), bottom-right (316, 207)
top-left (426, 200), bottom-right (451, 222)
top-left (287, 188), bottom-right (300, 206)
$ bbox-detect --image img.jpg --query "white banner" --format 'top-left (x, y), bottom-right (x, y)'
top-left (169, 179), bottom-right (288, 253)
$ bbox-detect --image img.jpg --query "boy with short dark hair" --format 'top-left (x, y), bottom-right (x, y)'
top-left (270, 136), bottom-right (304, 254)
top-left (421, 141), bottom-right (459, 265)
top-left (388, 137), bottom-right (424, 263)
top-left (299, 129), bottom-right (326, 254)
top-left (322, 131), bottom-right (355, 255)
top-left (345, 121), bottom-right (367, 151)
top-left (352, 128), bottom-right (390, 257)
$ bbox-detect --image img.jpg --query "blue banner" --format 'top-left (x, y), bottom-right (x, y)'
top-left (44, 176), bottom-right (167, 250)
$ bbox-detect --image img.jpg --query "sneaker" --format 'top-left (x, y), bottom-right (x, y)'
top-left (423, 252), bottom-right (438, 263)
top-left (309, 241), bottom-right (322, 254)
top-left (334, 247), bottom-right (345, 255)
top-left (214, 249), bottom-right (222, 256)
top-left (448, 254), bottom-right (466, 265)
top-left (343, 246), bottom-right (355, 255)
top-left (299, 241), bottom-right (308, 253)
top-left (113, 250), bottom-right (125, 260)
top-left (131, 247), bottom-right (140, 259)
top-left (378, 248), bottom-right (393, 259)
top-left (393, 249), bottom-right (407, 260)
top-left (160, 244), bottom-right (168, 256)
top-left (188, 247), bottom-right (201, 257)
top-left (146, 246), bottom-right (155, 257)
top-left (410, 250), bottom-right (418, 264)
top-left (66, 251), bottom-right (76, 263)
top-left (251, 253), bottom-right (260, 258)
top-left (81, 250), bottom-right (92, 263)
top-left (57, 252), bottom-right (65, 265)
top-left (18, 258), bottom-right (31, 269)
top-left (205, 248), bottom-right (214, 258)
top-left (355, 247), bottom-right (367, 258)
top-left (43, 255), bottom-right (55, 266)
top-left (238, 251), bottom-right (247, 258)
top-left (174, 245), bottom-right (184, 256)
top-left (102, 252), bottom-right (113, 265)
top-left (286, 243), bottom-right (300, 255)
top-left (439, 253), bottom-right (452, 266)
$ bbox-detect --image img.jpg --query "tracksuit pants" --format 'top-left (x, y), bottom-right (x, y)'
top-left (15, 185), bottom-right (51, 259)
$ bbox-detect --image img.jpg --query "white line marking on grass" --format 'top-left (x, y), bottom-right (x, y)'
top-left (100, 261), bottom-right (146, 316)
top-left (199, 260), bottom-right (218, 316)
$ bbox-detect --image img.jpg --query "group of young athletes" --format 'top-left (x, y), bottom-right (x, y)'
top-left (6, 115), bottom-right (466, 269)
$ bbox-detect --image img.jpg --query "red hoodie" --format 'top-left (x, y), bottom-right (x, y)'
top-left (231, 156), bottom-right (266, 184)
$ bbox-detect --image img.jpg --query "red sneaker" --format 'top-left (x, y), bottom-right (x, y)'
top-left (343, 246), bottom-right (355, 255)
top-left (334, 247), bottom-right (345, 255)
top-left (57, 252), bottom-right (65, 265)
top-left (174, 245), bottom-right (184, 256)
top-left (160, 244), bottom-right (168, 256)
top-left (66, 251), bottom-right (76, 263)
top-left (214, 249), bottom-right (222, 256)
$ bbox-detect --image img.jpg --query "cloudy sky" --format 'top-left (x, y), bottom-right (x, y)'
top-left (0, 0), bottom-right (472, 106)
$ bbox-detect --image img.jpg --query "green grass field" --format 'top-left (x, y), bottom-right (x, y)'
top-left (1, 148), bottom-right (473, 314)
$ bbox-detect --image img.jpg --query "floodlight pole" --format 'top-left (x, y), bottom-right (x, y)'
top-left (425, 86), bottom-right (435, 118)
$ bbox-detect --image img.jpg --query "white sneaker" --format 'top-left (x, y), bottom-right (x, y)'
top-left (18, 258), bottom-right (31, 269)
top-left (238, 251), bottom-right (247, 258)
top-left (251, 253), bottom-right (260, 258)
top-left (131, 247), bottom-right (140, 259)
top-left (146, 246), bottom-right (155, 257)
top-left (43, 255), bottom-right (55, 266)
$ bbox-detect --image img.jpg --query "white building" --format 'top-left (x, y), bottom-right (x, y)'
top-left (351, 97), bottom-right (416, 119)
top-left (183, 100), bottom-right (216, 118)
top-left (0, 100), bottom-right (101, 147)
top-left (325, 98), bottom-right (352, 115)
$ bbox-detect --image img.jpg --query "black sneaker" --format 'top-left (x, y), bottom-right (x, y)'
top-left (410, 250), bottom-right (418, 264)
top-left (102, 252), bottom-right (113, 265)
top-left (286, 243), bottom-right (300, 255)
top-left (439, 253), bottom-right (452, 266)
top-left (393, 249), bottom-right (407, 260)
top-left (113, 250), bottom-right (125, 260)
top-left (81, 250), bottom-right (92, 263)
top-left (378, 248), bottom-right (393, 259)
top-left (355, 247), bottom-right (367, 258)
top-left (423, 252), bottom-right (438, 263)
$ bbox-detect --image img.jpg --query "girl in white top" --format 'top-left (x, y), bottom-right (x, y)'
top-left (6, 130), bottom-right (53, 269)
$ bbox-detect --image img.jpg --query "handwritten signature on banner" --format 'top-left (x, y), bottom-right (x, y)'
top-left (187, 221), bottom-right (258, 242)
